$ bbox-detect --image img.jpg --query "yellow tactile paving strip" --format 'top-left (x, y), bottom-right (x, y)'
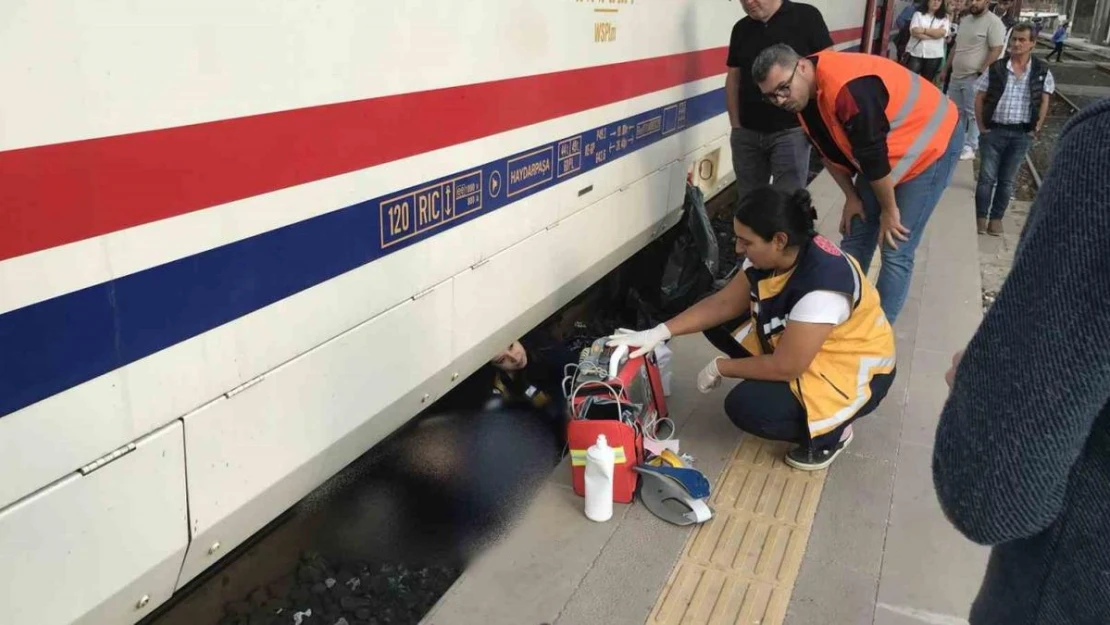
top-left (646, 436), bottom-right (828, 625)
top-left (644, 246), bottom-right (875, 625)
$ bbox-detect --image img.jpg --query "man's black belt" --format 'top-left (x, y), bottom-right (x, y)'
top-left (987, 122), bottom-right (1029, 131)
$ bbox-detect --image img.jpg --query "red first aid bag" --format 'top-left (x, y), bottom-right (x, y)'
top-left (567, 405), bottom-right (643, 503)
top-left (566, 351), bottom-right (668, 503)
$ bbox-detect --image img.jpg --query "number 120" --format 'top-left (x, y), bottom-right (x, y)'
top-left (388, 201), bottom-right (410, 236)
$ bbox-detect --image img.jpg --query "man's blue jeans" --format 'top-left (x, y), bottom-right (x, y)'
top-left (839, 122), bottom-right (965, 324)
top-left (976, 127), bottom-right (1033, 220)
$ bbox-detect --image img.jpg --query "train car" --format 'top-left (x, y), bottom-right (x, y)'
top-left (0, 1), bottom-right (870, 623)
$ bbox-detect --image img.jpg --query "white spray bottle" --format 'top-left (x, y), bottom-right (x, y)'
top-left (584, 434), bottom-right (615, 522)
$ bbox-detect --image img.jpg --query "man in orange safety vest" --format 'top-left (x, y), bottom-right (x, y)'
top-left (752, 44), bottom-right (964, 324)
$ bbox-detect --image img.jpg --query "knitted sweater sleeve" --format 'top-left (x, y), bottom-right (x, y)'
top-left (933, 100), bottom-right (1110, 546)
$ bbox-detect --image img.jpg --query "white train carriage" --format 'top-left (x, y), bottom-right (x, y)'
top-left (0, 2), bottom-right (873, 623)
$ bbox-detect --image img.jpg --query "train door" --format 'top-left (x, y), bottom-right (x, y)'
top-left (862, 0), bottom-right (909, 57)
top-left (860, 0), bottom-right (878, 54)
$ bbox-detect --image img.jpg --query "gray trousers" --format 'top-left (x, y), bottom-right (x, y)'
top-left (729, 126), bottom-right (812, 203)
top-left (948, 76), bottom-right (981, 151)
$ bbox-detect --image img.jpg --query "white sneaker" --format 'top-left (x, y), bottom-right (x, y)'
top-left (959, 147), bottom-right (976, 161)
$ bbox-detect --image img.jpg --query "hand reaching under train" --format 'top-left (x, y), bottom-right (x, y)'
top-left (606, 323), bottom-right (671, 359)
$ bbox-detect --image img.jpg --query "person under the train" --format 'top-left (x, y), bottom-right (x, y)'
top-left (435, 334), bottom-right (574, 443)
top-left (487, 340), bottom-right (565, 419)
top-left (608, 187), bottom-right (896, 471)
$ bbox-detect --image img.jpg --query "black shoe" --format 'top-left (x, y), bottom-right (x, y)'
top-left (785, 428), bottom-right (854, 471)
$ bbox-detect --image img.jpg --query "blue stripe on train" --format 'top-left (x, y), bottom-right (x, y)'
top-left (0, 88), bottom-right (728, 418)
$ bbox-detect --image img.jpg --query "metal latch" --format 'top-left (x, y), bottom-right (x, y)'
top-left (225, 375), bottom-right (265, 398)
top-left (79, 442), bottom-right (137, 476)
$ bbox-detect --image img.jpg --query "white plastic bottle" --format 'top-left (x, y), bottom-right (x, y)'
top-left (584, 434), bottom-right (615, 522)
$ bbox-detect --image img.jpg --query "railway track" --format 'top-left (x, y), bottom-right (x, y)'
top-left (919, 38), bottom-right (1107, 198)
top-left (1053, 88), bottom-right (1083, 113)
top-left (1023, 89), bottom-right (1081, 189)
top-left (1015, 44), bottom-right (1097, 192)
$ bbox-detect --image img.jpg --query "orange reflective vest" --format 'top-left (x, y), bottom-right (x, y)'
top-left (799, 51), bottom-right (958, 184)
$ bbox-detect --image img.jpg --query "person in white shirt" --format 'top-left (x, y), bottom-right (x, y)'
top-left (905, 0), bottom-right (952, 82)
top-left (608, 186), bottom-right (897, 471)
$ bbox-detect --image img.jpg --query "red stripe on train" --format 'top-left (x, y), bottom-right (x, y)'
top-left (832, 27), bottom-right (864, 45)
top-left (0, 28), bottom-right (862, 262)
top-left (0, 48), bottom-right (725, 262)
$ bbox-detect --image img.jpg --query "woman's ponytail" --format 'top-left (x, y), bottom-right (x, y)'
top-left (788, 188), bottom-right (819, 239)
top-left (734, 185), bottom-right (819, 247)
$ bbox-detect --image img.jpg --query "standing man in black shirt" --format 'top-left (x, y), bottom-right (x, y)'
top-left (726, 0), bottom-right (833, 202)
top-left (990, 0), bottom-right (1017, 32)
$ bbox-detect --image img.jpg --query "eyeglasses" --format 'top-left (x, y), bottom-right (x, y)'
top-left (761, 61), bottom-right (799, 104)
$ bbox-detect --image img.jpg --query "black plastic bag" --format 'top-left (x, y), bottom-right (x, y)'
top-left (657, 184), bottom-right (718, 315)
top-left (562, 183), bottom-right (722, 336)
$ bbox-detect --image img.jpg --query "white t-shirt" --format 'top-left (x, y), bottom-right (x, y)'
top-left (907, 12), bottom-right (952, 59)
top-left (790, 290), bottom-right (852, 325)
top-left (740, 259), bottom-right (853, 327)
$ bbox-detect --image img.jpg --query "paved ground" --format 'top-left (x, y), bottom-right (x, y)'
top-left (785, 162), bottom-right (990, 625)
top-left (423, 162), bottom-right (992, 625)
top-left (978, 199), bottom-right (1031, 311)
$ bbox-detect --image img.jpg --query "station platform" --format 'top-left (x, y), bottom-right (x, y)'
top-left (422, 162), bottom-right (990, 625)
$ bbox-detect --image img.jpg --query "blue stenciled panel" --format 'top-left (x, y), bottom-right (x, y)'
top-left (379, 172), bottom-right (484, 249)
top-left (372, 91), bottom-right (716, 259)
top-left (556, 137), bottom-right (583, 179)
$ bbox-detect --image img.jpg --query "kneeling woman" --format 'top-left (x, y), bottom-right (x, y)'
top-left (610, 187), bottom-right (896, 470)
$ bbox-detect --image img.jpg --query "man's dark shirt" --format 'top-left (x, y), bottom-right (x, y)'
top-left (799, 57), bottom-right (893, 181)
top-left (989, 4), bottom-right (1017, 29)
top-left (727, 0), bottom-right (833, 133)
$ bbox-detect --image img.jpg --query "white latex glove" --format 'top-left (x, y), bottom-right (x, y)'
top-left (697, 357), bottom-right (725, 393)
top-left (606, 323), bottom-right (671, 359)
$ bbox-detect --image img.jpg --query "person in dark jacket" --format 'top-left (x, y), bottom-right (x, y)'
top-left (935, 98), bottom-right (1110, 624)
top-left (1046, 22), bottom-right (1067, 62)
top-left (439, 336), bottom-right (574, 438)
top-left (972, 23), bottom-right (1054, 235)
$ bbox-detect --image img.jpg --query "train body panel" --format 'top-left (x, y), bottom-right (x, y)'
top-left (0, 422), bottom-right (188, 625)
top-left (0, 1), bottom-right (868, 622)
